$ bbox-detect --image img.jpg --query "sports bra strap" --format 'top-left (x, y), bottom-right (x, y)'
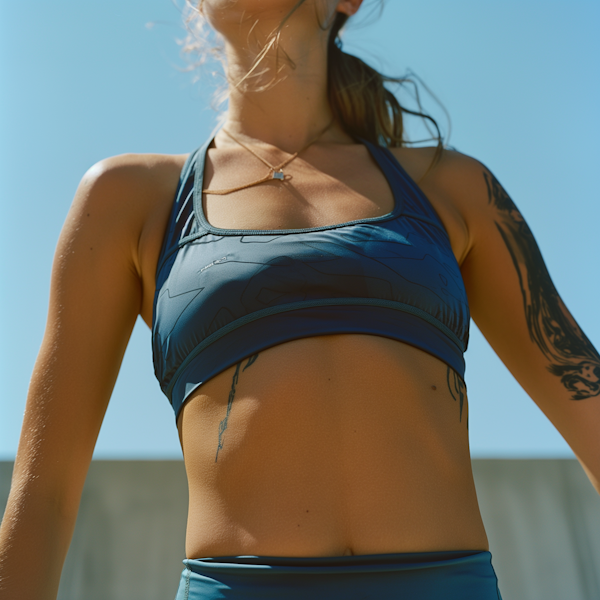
top-left (358, 138), bottom-right (448, 231)
top-left (155, 146), bottom-right (206, 278)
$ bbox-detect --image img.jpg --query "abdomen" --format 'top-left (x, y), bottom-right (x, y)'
top-left (178, 334), bottom-right (488, 558)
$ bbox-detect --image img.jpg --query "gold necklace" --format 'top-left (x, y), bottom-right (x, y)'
top-left (202, 120), bottom-right (334, 195)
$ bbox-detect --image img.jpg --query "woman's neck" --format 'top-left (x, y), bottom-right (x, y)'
top-left (224, 70), bottom-right (339, 152)
top-left (210, 2), bottom-right (350, 150)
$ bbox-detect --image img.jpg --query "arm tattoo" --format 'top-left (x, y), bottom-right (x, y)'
top-left (215, 353), bottom-right (260, 462)
top-left (484, 171), bottom-right (600, 400)
top-left (447, 367), bottom-right (467, 426)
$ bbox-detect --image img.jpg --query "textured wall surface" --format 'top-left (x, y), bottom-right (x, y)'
top-left (472, 460), bottom-right (600, 600)
top-left (1, 459), bottom-right (599, 600)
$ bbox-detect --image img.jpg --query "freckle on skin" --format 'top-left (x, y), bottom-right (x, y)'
top-left (431, 385), bottom-right (437, 391)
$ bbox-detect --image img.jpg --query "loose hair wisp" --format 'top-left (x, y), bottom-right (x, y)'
top-left (181, 0), bottom-right (445, 169)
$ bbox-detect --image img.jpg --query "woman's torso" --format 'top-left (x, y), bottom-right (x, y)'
top-left (137, 139), bottom-right (488, 558)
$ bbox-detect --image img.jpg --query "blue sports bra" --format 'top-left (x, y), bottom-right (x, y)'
top-left (153, 135), bottom-right (470, 419)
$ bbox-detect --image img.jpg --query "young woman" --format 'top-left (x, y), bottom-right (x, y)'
top-left (1, 1), bottom-right (598, 598)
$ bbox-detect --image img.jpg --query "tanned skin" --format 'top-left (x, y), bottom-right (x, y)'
top-left (447, 367), bottom-right (468, 425)
top-left (1, 0), bottom-right (598, 597)
top-left (484, 171), bottom-right (600, 401)
top-left (216, 354), bottom-right (260, 461)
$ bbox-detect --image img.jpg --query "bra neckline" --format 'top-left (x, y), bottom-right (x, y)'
top-left (192, 132), bottom-right (406, 236)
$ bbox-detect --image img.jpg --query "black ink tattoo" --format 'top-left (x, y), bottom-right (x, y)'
top-left (243, 353), bottom-right (259, 371)
top-left (484, 171), bottom-right (600, 400)
top-left (447, 367), bottom-right (467, 425)
top-left (215, 353), bottom-right (260, 462)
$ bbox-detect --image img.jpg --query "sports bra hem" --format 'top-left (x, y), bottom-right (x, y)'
top-left (167, 304), bottom-right (467, 418)
top-left (164, 297), bottom-right (466, 400)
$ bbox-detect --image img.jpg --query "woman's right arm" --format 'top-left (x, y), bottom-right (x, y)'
top-left (0, 157), bottom-right (154, 600)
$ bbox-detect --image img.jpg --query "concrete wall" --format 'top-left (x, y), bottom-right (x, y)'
top-left (1, 460), bottom-right (599, 600)
top-left (472, 460), bottom-right (600, 600)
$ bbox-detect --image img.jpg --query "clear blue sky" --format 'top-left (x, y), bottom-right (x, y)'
top-left (1, 0), bottom-right (599, 459)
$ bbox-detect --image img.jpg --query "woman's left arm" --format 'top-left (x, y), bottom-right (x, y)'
top-left (443, 153), bottom-right (600, 492)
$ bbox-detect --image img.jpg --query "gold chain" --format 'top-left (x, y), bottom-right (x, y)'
top-left (202, 120), bottom-right (334, 195)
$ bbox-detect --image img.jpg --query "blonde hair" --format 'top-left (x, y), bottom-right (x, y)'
top-left (181, 0), bottom-right (444, 157)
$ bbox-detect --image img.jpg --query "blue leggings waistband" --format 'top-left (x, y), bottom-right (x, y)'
top-left (175, 550), bottom-right (502, 599)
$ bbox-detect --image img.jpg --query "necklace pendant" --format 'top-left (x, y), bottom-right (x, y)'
top-left (272, 170), bottom-right (284, 181)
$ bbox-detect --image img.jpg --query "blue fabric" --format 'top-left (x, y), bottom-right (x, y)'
top-left (153, 135), bottom-right (471, 419)
top-left (174, 551), bottom-right (502, 599)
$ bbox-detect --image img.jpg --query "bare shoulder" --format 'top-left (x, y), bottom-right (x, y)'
top-left (68, 152), bottom-right (189, 323)
top-left (78, 152), bottom-right (188, 222)
top-left (390, 146), bottom-right (489, 212)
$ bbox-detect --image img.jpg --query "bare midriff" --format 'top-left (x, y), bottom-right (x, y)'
top-left (177, 333), bottom-right (488, 559)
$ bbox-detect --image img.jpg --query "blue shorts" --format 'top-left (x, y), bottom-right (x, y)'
top-left (174, 550), bottom-right (502, 599)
